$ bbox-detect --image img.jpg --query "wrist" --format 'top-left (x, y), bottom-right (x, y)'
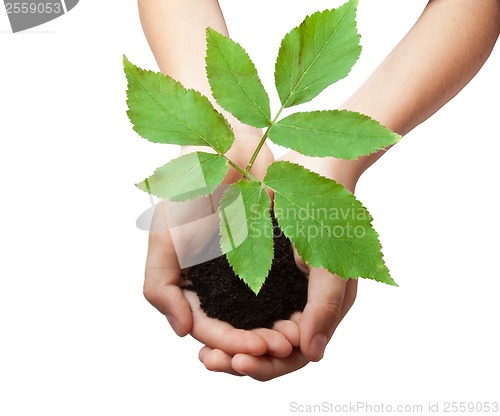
top-left (325, 158), bottom-right (360, 193)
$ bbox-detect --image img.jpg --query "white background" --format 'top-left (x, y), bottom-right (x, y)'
top-left (1, 0), bottom-right (499, 415)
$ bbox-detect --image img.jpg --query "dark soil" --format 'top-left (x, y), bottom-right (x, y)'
top-left (183, 218), bottom-right (308, 329)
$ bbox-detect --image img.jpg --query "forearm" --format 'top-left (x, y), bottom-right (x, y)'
top-left (138, 0), bottom-right (260, 138)
top-left (138, 0), bottom-right (226, 95)
top-left (339, 0), bottom-right (500, 178)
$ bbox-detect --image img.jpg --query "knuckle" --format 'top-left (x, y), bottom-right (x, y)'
top-left (143, 284), bottom-right (160, 305)
top-left (142, 286), bottom-right (167, 316)
top-left (203, 359), bottom-right (218, 372)
top-left (321, 299), bottom-right (343, 322)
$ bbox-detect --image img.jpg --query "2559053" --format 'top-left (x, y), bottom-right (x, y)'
top-left (5, 2), bottom-right (62, 14)
top-left (443, 402), bottom-right (499, 413)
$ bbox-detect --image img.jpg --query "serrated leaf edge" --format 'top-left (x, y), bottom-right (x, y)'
top-left (268, 109), bottom-right (402, 160)
top-left (218, 180), bottom-right (274, 294)
top-left (205, 29), bottom-right (272, 128)
top-left (135, 152), bottom-right (229, 202)
top-left (123, 54), bottom-right (235, 153)
top-left (274, 0), bottom-right (361, 108)
top-left (264, 161), bottom-right (397, 286)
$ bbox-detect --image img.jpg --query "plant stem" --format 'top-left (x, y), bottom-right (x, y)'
top-left (226, 157), bottom-right (260, 182)
top-left (245, 105), bottom-right (285, 172)
top-left (226, 158), bottom-right (248, 176)
top-left (224, 103), bottom-right (286, 182)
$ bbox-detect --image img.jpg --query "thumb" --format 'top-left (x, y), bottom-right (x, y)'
top-left (144, 203), bottom-right (193, 337)
top-left (299, 267), bottom-right (347, 362)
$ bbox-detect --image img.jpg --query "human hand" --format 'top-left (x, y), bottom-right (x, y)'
top-left (143, 209), bottom-right (294, 359)
top-left (198, 269), bottom-right (357, 380)
top-left (197, 151), bottom-right (360, 380)
top-left (143, 135), bottom-right (297, 361)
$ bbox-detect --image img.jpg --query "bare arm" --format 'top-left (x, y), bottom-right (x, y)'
top-left (338, 0), bottom-right (500, 179)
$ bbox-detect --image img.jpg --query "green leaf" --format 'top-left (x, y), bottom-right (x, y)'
top-left (206, 29), bottom-right (272, 128)
top-left (123, 55), bottom-right (234, 154)
top-left (274, 0), bottom-right (361, 108)
top-left (219, 180), bottom-right (274, 294)
top-left (135, 152), bottom-right (229, 202)
top-left (268, 110), bottom-right (401, 159)
top-left (264, 161), bottom-right (396, 286)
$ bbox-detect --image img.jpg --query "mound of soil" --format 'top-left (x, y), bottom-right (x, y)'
top-left (183, 219), bottom-right (308, 329)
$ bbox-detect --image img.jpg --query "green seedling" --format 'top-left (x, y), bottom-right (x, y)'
top-left (125, 0), bottom-right (400, 294)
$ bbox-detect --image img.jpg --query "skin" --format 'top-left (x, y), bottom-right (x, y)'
top-left (139, 0), bottom-right (500, 381)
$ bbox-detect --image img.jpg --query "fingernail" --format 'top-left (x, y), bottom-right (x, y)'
top-left (234, 367), bottom-right (248, 376)
top-left (165, 313), bottom-right (180, 336)
top-left (311, 334), bottom-right (328, 361)
top-left (233, 365), bottom-right (249, 376)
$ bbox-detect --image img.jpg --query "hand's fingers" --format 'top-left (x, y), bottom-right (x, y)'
top-left (198, 347), bottom-right (243, 376)
top-left (232, 350), bottom-right (310, 381)
top-left (144, 203), bottom-right (192, 336)
top-left (184, 290), bottom-right (267, 356)
top-left (198, 346), bottom-right (212, 362)
top-left (273, 320), bottom-right (300, 348)
top-left (252, 328), bottom-right (293, 358)
top-left (199, 346), bottom-right (308, 380)
top-left (299, 267), bottom-right (347, 362)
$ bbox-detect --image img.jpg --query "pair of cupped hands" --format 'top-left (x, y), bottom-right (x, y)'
top-left (144, 131), bottom-right (359, 381)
